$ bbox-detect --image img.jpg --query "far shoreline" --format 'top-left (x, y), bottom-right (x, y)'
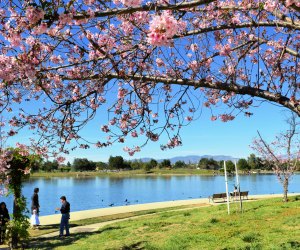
top-left (29, 169), bottom-right (286, 178)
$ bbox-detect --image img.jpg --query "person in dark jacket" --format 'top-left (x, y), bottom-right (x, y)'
top-left (31, 187), bottom-right (40, 215)
top-left (0, 202), bottom-right (10, 244)
top-left (56, 196), bottom-right (70, 237)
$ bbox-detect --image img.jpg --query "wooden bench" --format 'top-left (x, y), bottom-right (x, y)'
top-left (230, 191), bottom-right (249, 200)
top-left (209, 193), bottom-right (228, 202)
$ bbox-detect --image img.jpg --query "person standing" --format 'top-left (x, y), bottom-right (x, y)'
top-left (31, 188), bottom-right (40, 215)
top-left (0, 202), bottom-right (10, 244)
top-left (56, 196), bottom-right (70, 237)
top-left (31, 187), bottom-right (40, 227)
top-left (30, 208), bottom-right (40, 229)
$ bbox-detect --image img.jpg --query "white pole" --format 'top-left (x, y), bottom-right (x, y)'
top-left (235, 161), bottom-right (243, 212)
top-left (235, 161), bottom-right (239, 187)
top-left (224, 161), bottom-right (230, 215)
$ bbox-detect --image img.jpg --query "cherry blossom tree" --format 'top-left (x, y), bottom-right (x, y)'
top-left (252, 113), bottom-right (299, 202)
top-left (0, 0), bottom-right (299, 164)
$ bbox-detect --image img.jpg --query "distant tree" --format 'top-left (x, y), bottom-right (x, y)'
top-left (41, 160), bottom-right (59, 172)
top-left (95, 161), bottom-right (108, 170)
top-left (143, 162), bottom-right (152, 172)
top-left (123, 160), bottom-right (132, 170)
top-left (148, 159), bottom-right (158, 169)
top-left (225, 160), bottom-right (235, 174)
top-left (247, 154), bottom-right (262, 170)
top-left (129, 160), bottom-right (144, 170)
top-left (173, 160), bottom-right (187, 169)
top-left (160, 159), bottom-right (171, 169)
top-left (237, 158), bottom-right (250, 171)
top-left (198, 158), bottom-right (219, 170)
top-left (108, 156), bottom-right (125, 169)
top-left (73, 158), bottom-right (96, 171)
top-left (198, 158), bottom-right (209, 169)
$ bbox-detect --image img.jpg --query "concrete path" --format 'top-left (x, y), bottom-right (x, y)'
top-left (37, 193), bottom-right (299, 239)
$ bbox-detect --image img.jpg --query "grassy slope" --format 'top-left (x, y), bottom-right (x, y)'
top-left (30, 196), bottom-right (300, 250)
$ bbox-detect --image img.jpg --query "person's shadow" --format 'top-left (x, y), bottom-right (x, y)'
top-left (29, 226), bottom-right (127, 249)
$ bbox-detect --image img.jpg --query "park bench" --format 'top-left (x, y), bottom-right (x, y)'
top-left (230, 191), bottom-right (249, 200)
top-left (209, 193), bottom-right (228, 203)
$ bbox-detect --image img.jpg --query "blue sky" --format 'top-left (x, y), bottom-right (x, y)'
top-left (61, 100), bottom-right (287, 163)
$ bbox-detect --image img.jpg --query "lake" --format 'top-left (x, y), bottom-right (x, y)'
top-left (1, 174), bottom-right (299, 216)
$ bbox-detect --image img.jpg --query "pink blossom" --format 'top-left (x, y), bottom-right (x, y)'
top-left (131, 131), bottom-right (138, 137)
top-left (101, 125), bottom-right (110, 132)
top-left (33, 22), bottom-right (48, 35)
top-left (219, 114), bottom-right (235, 122)
top-left (26, 6), bottom-right (45, 24)
top-left (148, 11), bottom-right (185, 46)
top-left (264, 0), bottom-right (277, 11)
top-left (56, 156), bottom-right (65, 163)
top-left (189, 61), bottom-right (199, 71)
top-left (118, 88), bottom-right (128, 98)
top-left (146, 132), bottom-right (159, 141)
top-left (219, 44), bottom-right (231, 56)
top-left (156, 58), bottom-right (165, 67)
top-left (121, 0), bottom-right (142, 7)
top-left (130, 119), bottom-right (138, 127)
top-left (109, 118), bottom-right (117, 125)
top-left (25, 36), bottom-right (35, 46)
top-left (190, 44), bottom-right (198, 52)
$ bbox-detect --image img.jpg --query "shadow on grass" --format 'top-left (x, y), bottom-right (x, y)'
top-left (98, 225), bottom-right (122, 233)
top-left (29, 223), bottom-right (82, 238)
top-left (29, 225), bottom-right (124, 249)
top-left (36, 223), bottom-right (80, 230)
top-left (121, 241), bottom-right (146, 250)
top-left (29, 231), bottom-right (99, 250)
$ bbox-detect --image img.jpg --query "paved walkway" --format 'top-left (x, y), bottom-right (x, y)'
top-left (37, 193), bottom-right (299, 239)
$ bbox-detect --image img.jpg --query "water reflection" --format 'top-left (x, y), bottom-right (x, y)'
top-left (0, 174), bottom-right (298, 215)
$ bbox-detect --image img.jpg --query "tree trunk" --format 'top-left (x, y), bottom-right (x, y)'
top-left (283, 178), bottom-right (289, 202)
top-left (12, 194), bottom-right (20, 248)
top-left (11, 174), bottom-right (22, 249)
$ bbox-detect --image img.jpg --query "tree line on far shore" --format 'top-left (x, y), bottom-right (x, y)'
top-left (31, 154), bottom-right (300, 173)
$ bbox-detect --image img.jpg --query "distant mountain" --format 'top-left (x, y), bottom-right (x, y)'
top-left (135, 155), bottom-right (238, 164)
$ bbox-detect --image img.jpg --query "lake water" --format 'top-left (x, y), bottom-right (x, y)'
top-left (1, 174), bottom-right (299, 216)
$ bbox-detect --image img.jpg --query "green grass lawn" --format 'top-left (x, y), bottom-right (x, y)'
top-left (29, 196), bottom-right (300, 250)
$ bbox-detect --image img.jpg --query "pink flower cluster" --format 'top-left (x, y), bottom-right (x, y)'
top-left (123, 146), bottom-right (141, 156)
top-left (148, 11), bottom-right (185, 46)
top-left (286, 0), bottom-right (299, 7)
top-left (219, 114), bottom-right (235, 122)
top-left (0, 55), bottom-right (17, 82)
top-left (25, 6), bottom-right (45, 25)
top-left (121, 0), bottom-right (142, 7)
